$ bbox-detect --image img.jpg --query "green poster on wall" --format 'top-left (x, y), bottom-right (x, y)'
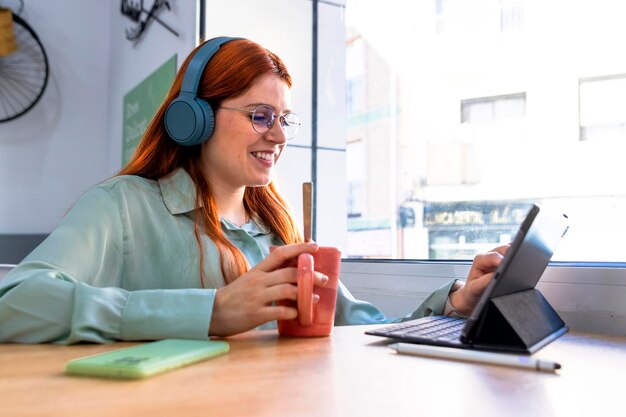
top-left (122, 54), bottom-right (177, 165)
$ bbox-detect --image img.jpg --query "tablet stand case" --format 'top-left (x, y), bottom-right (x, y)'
top-left (468, 288), bottom-right (568, 354)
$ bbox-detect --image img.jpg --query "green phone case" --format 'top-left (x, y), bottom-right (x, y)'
top-left (65, 339), bottom-right (229, 379)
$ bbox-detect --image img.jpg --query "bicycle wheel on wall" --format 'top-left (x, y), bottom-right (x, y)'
top-left (0, 12), bottom-right (49, 123)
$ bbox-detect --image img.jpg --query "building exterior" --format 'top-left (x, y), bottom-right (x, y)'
top-left (345, 0), bottom-right (626, 261)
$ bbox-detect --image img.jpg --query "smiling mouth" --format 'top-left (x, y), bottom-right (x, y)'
top-left (251, 151), bottom-right (275, 162)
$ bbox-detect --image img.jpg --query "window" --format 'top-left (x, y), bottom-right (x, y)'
top-left (461, 93), bottom-right (525, 125)
top-left (201, 0), bottom-right (625, 334)
top-left (436, 0), bottom-right (513, 34)
top-left (500, 0), bottom-right (524, 32)
top-left (346, 139), bottom-right (365, 218)
top-left (344, 0), bottom-right (626, 262)
top-left (579, 75), bottom-right (626, 142)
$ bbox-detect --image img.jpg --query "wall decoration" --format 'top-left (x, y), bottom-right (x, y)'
top-left (122, 54), bottom-right (176, 164)
top-left (120, 0), bottom-right (179, 42)
top-left (0, 0), bottom-right (49, 123)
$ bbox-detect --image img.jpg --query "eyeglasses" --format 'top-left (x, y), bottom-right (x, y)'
top-left (218, 104), bottom-right (301, 140)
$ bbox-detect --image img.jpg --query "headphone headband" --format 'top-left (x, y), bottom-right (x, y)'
top-left (180, 36), bottom-right (243, 94)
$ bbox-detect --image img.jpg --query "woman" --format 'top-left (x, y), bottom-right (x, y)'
top-left (0, 37), bottom-right (506, 344)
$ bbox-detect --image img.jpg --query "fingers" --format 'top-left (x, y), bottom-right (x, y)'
top-left (472, 250), bottom-right (505, 273)
top-left (257, 305), bottom-right (298, 322)
top-left (313, 271), bottom-right (329, 287)
top-left (470, 245), bottom-right (509, 273)
top-left (489, 244), bottom-right (511, 256)
top-left (263, 267), bottom-right (298, 287)
top-left (260, 270), bottom-right (326, 305)
top-left (466, 249), bottom-right (505, 288)
top-left (256, 301), bottom-right (324, 325)
top-left (473, 245), bottom-right (509, 269)
top-left (261, 283), bottom-right (322, 305)
top-left (256, 262), bottom-right (330, 291)
top-left (210, 276), bottom-right (322, 336)
top-left (255, 242), bottom-right (319, 272)
top-left (468, 272), bottom-right (494, 294)
top-left (262, 283), bottom-right (298, 303)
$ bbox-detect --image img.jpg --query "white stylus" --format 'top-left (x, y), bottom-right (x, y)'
top-left (389, 343), bottom-right (561, 373)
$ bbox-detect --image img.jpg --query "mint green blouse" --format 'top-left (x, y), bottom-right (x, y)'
top-left (0, 168), bottom-right (454, 344)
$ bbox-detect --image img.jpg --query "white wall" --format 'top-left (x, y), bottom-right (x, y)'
top-left (0, 1), bottom-right (112, 233)
top-left (0, 1), bottom-right (198, 236)
top-left (107, 1), bottom-right (198, 171)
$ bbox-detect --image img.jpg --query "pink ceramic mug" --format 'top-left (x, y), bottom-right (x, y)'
top-left (277, 247), bottom-right (341, 337)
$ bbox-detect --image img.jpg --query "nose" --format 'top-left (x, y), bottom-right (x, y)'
top-left (264, 117), bottom-right (287, 145)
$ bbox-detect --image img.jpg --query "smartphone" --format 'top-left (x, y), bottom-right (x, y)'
top-left (65, 339), bottom-right (229, 379)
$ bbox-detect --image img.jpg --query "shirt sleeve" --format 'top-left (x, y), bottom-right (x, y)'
top-left (0, 186), bottom-right (214, 344)
top-left (333, 279), bottom-right (458, 325)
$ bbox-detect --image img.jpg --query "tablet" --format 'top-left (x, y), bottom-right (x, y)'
top-left (365, 203), bottom-right (569, 353)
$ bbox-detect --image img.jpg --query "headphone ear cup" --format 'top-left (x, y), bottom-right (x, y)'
top-left (195, 97), bottom-right (215, 143)
top-left (164, 96), bottom-right (214, 146)
top-left (165, 37), bottom-right (243, 146)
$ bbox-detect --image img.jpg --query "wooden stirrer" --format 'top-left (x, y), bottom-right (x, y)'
top-left (303, 182), bottom-right (313, 242)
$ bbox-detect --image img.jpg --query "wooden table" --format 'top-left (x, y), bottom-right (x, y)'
top-left (1, 325), bottom-right (625, 417)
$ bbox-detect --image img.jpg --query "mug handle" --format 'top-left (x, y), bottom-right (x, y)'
top-left (297, 253), bottom-right (314, 326)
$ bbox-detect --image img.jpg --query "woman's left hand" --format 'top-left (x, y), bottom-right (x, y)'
top-left (449, 244), bottom-right (510, 315)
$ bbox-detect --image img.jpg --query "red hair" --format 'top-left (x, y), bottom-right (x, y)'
top-left (118, 38), bottom-right (302, 284)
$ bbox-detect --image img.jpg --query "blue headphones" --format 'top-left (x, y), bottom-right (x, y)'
top-left (164, 36), bottom-right (243, 146)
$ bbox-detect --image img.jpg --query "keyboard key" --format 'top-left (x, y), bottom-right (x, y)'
top-left (367, 315), bottom-right (467, 342)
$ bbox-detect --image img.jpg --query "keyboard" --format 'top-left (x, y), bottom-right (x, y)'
top-left (365, 315), bottom-right (467, 344)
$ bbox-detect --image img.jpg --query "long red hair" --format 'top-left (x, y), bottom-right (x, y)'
top-left (118, 38), bottom-right (302, 284)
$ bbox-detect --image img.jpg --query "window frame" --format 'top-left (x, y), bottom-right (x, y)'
top-left (578, 73), bottom-right (626, 142)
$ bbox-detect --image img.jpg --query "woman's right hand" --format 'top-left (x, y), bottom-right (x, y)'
top-left (208, 242), bottom-right (328, 337)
